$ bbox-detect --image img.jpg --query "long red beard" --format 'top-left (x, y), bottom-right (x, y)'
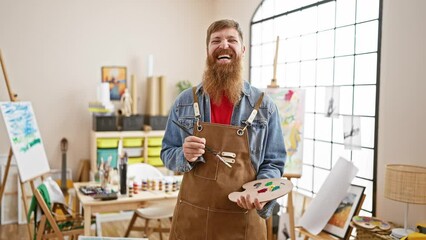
top-left (202, 49), bottom-right (243, 105)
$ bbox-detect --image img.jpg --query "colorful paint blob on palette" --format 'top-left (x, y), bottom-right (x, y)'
top-left (255, 181), bottom-right (283, 194)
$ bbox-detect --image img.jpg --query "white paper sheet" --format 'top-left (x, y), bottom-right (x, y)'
top-left (299, 157), bottom-right (358, 234)
top-left (343, 116), bottom-right (362, 150)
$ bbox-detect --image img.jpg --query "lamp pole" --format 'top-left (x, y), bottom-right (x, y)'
top-left (403, 202), bottom-right (409, 232)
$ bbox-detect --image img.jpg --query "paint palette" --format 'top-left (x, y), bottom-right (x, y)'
top-left (228, 178), bottom-right (293, 203)
top-left (352, 216), bottom-right (391, 231)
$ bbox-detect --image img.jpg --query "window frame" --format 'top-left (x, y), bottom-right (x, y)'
top-left (249, 0), bottom-right (383, 216)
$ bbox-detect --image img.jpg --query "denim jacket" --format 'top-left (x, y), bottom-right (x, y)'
top-left (161, 81), bottom-right (286, 218)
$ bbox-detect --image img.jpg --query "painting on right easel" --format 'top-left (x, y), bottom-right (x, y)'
top-left (265, 88), bottom-right (305, 176)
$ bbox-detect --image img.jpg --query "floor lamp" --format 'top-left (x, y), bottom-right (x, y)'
top-left (384, 164), bottom-right (426, 238)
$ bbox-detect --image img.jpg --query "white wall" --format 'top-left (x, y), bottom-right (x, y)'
top-left (210, 0), bottom-right (262, 80)
top-left (0, 0), bottom-right (212, 174)
top-left (0, 0), bottom-right (425, 231)
top-left (377, 0), bottom-right (426, 229)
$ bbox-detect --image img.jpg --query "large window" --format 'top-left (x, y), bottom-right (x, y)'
top-left (250, 0), bottom-right (382, 216)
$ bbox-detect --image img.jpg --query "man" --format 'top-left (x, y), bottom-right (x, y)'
top-left (161, 19), bottom-right (286, 240)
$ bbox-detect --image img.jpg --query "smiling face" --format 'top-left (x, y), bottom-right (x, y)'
top-left (202, 20), bottom-right (246, 105)
top-left (207, 28), bottom-right (246, 64)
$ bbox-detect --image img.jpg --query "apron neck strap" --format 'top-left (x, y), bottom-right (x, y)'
top-left (247, 92), bottom-right (264, 125)
top-left (237, 92), bottom-right (265, 136)
top-left (192, 87), bottom-right (202, 130)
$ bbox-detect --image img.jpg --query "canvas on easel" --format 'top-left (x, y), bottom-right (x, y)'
top-left (0, 101), bottom-right (50, 182)
top-left (265, 88), bottom-right (305, 176)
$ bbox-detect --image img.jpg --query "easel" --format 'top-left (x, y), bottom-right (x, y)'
top-left (283, 173), bottom-right (301, 240)
top-left (268, 36), bottom-right (280, 89)
top-left (265, 36), bottom-right (302, 240)
top-left (0, 48), bottom-right (35, 239)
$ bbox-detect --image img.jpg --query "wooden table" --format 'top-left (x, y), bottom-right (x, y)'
top-left (73, 182), bottom-right (178, 236)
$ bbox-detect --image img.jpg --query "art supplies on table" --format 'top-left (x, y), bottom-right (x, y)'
top-left (352, 216), bottom-right (393, 236)
top-left (93, 192), bottom-right (118, 201)
top-left (228, 178), bottom-right (293, 203)
top-left (352, 216), bottom-right (391, 231)
top-left (79, 186), bottom-right (104, 195)
top-left (79, 185), bottom-right (118, 200)
top-left (119, 153), bottom-right (128, 195)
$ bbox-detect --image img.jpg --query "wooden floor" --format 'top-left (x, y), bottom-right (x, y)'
top-left (0, 218), bottom-right (170, 240)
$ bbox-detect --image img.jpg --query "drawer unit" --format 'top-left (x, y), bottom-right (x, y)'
top-left (123, 138), bottom-right (143, 148)
top-left (90, 130), bottom-right (165, 171)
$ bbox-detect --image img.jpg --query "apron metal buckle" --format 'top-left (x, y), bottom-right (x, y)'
top-left (237, 125), bottom-right (247, 136)
top-left (196, 118), bottom-right (203, 131)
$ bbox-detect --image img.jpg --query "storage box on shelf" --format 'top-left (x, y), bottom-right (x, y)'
top-left (144, 115), bottom-right (168, 130)
top-left (147, 137), bottom-right (164, 167)
top-left (90, 130), bottom-right (165, 174)
top-left (96, 138), bottom-right (120, 169)
top-left (92, 114), bottom-right (117, 131)
top-left (122, 137), bottom-right (144, 165)
top-left (120, 115), bottom-right (144, 131)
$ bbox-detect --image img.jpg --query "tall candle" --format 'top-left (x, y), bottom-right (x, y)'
top-left (148, 54), bottom-right (154, 77)
top-left (131, 74), bottom-right (137, 114)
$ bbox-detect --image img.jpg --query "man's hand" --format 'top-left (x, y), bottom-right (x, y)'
top-left (237, 194), bottom-right (267, 210)
top-left (183, 136), bottom-right (206, 162)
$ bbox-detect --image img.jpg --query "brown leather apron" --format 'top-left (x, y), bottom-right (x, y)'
top-left (169, 88), bottom-right (266, 240)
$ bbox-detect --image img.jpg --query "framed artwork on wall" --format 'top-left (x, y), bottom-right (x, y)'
top-left (323, 184), bottom-right (366, 239)
top-left (101, 66), bottom-right (127, 100)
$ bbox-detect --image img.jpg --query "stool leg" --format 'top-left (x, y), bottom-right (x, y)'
top-left (158, 219), bottom-right (163, 240)
top-left (144, 219), bottom-right (151, 237)
top-left (124, 213), bottom-right (138, 237)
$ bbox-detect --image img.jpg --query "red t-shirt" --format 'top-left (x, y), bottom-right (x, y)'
top-left (211, 95), bottom-right (234, 124)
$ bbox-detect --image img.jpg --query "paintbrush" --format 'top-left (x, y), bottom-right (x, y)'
top-left (172, 120), bottom-right (232, 168)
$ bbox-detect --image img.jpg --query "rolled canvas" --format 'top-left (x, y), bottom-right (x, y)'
top-left (146, 76), bottom-right (159, 116)
top-left (159, 76), bottom-right (167, 116)
top-left (131, 75), bottom-right (137, 115)
top-left (299, 157), bottom-right (358, 234)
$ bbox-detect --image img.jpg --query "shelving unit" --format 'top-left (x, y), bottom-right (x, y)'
top-left (90, 130), bottom-right (165, 172)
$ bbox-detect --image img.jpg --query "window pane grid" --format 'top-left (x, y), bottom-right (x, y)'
top-left (250, 0), bottom-right (381, 215)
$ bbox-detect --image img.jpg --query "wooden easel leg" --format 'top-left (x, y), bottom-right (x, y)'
top-left (20, 180), bottom-right (33, 240)
top-left (0, 148), bottom-right (13, 204)
top-left (287, 178), bottom-right (296, 240)
top-left (267, 217), bottom-right (273, 240)
top-left (36, 216), bottom-right (47, 240)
